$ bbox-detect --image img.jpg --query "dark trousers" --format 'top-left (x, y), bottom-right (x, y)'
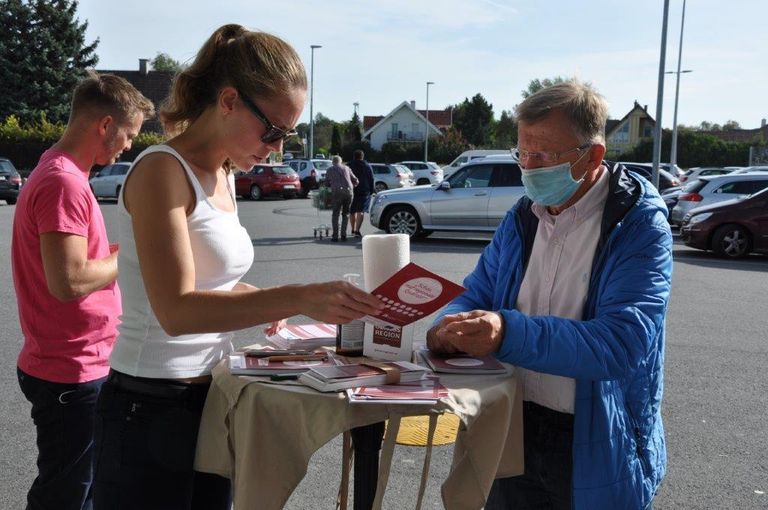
top-left (485, 401), bottom-right (574, 510)
top-left (17, 367), bottom-right (106, 510)
top-left (93, 371), bottom-right (231, 510)
top-left (331, 187), bottom-right (353, 238)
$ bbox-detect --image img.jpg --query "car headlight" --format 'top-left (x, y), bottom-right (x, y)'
top-left (687, 212), bottom-right (712, 225)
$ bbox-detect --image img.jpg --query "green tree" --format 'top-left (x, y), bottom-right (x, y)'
top-left (452, 94), bottom-right (494, 147)
top-left (344, 111), bottom-right (362, 144)
top-left (495, 110), bottom-right (517, 149)
top-left (0, 0), bottom-right (99, 123)
top-left (330, 123), bottom-right (342, 155)
top-left (311, 113), bottom-right (333, 154)
top-left (722, 120), bottom-right (741, 131)
top-left (521, 76), bottom-right (570, 99)
top-left (151, 52), bottom-right (182, 72)
top-left (617, 128), bottom-right (752, 167)
top-left (429, 127), bottom-right (468, 165)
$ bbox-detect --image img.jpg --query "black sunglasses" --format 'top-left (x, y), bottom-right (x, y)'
top-left (238, 90), bottom-right (298, 144)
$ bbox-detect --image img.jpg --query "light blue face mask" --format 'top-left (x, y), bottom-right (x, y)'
top-left (520, 155), bottom-right (588, 206)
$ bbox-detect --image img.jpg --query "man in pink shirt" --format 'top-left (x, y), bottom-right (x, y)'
top-left (12, 72), bottom-right (153, 510)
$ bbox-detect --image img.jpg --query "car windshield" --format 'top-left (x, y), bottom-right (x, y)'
top-left (314, 160), bottom-right (332, 170)
top-left (0, 160), bottom-right (18, 175)
top-left (273, 165), bottom-right (296, 175)
top-left (394, 165), bottom-right (412, 176)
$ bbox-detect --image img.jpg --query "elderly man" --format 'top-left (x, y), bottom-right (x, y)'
top-left (12, 72), bottom-right (153, 510)
top-left (427, 81), bottom-right (672, 510)
top-left (325, 155), bottom-right (358, 242)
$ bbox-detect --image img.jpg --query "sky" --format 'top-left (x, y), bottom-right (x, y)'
top-left (77, 0), bottom-right (767, 130)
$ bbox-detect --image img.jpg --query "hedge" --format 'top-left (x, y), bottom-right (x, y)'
top-left (0, 115), bottom-right (164, 174)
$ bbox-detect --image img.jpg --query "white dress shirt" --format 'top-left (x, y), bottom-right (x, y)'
top-left (515, 167), bottom-right (610, 413)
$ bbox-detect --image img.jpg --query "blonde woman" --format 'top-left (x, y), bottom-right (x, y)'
top-left (93, 24), bottom-right (382, 509)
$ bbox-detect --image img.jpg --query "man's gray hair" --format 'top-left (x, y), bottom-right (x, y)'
top-left (515, 80), bottom-right (609, 144)
top-left (332, 155), bottom-right (342, 165)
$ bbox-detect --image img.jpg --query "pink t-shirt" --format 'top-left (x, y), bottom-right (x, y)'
top-left (12, 149), bottom-right (121, 383)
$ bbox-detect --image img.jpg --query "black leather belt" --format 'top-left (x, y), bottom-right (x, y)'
top-left (107, 370), bottom-right (206, 399)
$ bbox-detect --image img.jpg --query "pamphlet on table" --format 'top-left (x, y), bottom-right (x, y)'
top-left (416, 349), bottom-right (509, 375)
top-left (266, 323), bottom-right (337, 350)
top-left (346, 377), bottom-right (449, 404)
top-left (298, 361), bottom-right (428, 392)
top-left (229, 350), bottom-right (337, 376)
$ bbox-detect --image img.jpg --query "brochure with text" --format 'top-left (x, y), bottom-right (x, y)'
top-left (361, 263), bottom-right (465, 328)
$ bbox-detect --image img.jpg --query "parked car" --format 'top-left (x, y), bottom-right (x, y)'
top-left (679, 167), bottom-right (735, 184)
top-left (680, 187), bottom-right (768, 258)
top-left (669, 172), bottom-right (768, 226)
top-left (370, 163), bottom-right (415, 192)
top-left (661, 187), bottom-right (683, 219)
top-left (617, 162), bottom-right (680, 191)
top-left (0, 157), bottom-right (23, 205)
top-left (89, 162), bottom-right (131, 200)
top-left (286, 158), bottom-right (332, 197)
top-left (397, 161), bottom-right (444, 185)
top-left (729, 165), bottom-right (768, 175)
top-left (234, 163), bottom-right (300, 200)
top-left (441, 150), bottom-right (509, 178)
top-left (369, 157), bottom-right (524, 238)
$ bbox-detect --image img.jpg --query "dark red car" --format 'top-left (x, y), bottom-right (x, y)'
top-left (680, 187), bottom-right (768, 258)
top-left (234, 164), bottom-right (301, 200)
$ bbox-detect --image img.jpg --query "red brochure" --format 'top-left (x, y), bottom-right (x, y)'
top-left (362, 263), bottom-right (465, 328)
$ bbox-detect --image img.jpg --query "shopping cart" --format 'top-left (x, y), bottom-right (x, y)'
top-left (309, 187), bottom-right (333, 238)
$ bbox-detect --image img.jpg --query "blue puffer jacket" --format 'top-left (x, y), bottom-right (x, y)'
top-left (436, 164), bottom-right (673, 509)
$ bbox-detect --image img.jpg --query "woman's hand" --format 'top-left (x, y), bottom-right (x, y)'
top-left (264, 319), bottom-right (287, 337)
top-left (299, 281), bottom-right (384, 324)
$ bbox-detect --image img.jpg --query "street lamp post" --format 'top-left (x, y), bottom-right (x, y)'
top-left (651, 0), bottom-right (670, 189)
top-left (424, 81), bottom-right (434, 162)
top-left (309, 45), bottom-right (321, 160)
top-left (666, 0), bottom-right (690, 172)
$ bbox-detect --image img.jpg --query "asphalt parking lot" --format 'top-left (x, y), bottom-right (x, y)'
top-left (1, 197), bottom-right (766, 509)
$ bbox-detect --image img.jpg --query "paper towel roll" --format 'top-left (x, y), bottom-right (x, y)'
top-left (362, 234), bottom-right (410, 292)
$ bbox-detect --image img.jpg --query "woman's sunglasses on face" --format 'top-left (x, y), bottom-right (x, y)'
top-left (238, 90), bottom-right (299, 144)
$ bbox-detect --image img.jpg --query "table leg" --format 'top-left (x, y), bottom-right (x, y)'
top-left (350, 421), bottom-right (386, 510)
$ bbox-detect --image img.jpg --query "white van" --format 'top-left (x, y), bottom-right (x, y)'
top-left (442, 150), bottom-right (510, 178)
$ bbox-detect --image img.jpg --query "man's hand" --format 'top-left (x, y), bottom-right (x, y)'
top-left (429, 310), bottom-right (505, 357)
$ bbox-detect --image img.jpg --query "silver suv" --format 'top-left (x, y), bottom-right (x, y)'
top-left (286, 158), bottom-right (332, 197)
top-left (369, 157), bottom-right (524, 238)
top-left (669, 172), bottom-right (768, 226)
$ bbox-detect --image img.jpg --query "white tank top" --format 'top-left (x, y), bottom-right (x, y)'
top-left (110, 145), bottom-right (255, 378)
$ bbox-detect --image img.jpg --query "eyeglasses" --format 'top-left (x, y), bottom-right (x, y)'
top-left (512, 143), bottom-right (592, 165)
top-left (238, 90), bottom-right (298, 144)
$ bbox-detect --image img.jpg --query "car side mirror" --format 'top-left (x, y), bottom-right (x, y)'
top-left (438, 181), bottom-right (450, 191)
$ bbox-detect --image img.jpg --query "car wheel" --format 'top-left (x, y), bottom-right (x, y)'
top-left (5, 197), bottom-right (17, 205)
top-left (384, 206), bottom-right (422, 238)
top-left (375, 182), bottom-right (388, 193)
top-left (711, 224), bottom-right (751, 258)
top-left (250, 185), bottom-right (262, 201)
top-left (416, 178), bottom-right (430, 186)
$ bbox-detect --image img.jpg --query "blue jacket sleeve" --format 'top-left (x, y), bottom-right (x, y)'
top-left (432, 212), bottom-right (511, 324)
top-left (496, 213), bottom-right (673, 381)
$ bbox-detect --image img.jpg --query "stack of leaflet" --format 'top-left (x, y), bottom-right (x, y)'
top-left (266, 323), bottom-right (337, 350)
top-left (347, 378), bottom-right (449, 405)
top-left (298, 361), bottom-right (428, 392)
top-left (229, 349), bottom-right (337, 377)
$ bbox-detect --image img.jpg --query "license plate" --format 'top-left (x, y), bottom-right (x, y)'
top-left (283, 184), bottom-right (295, 189)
